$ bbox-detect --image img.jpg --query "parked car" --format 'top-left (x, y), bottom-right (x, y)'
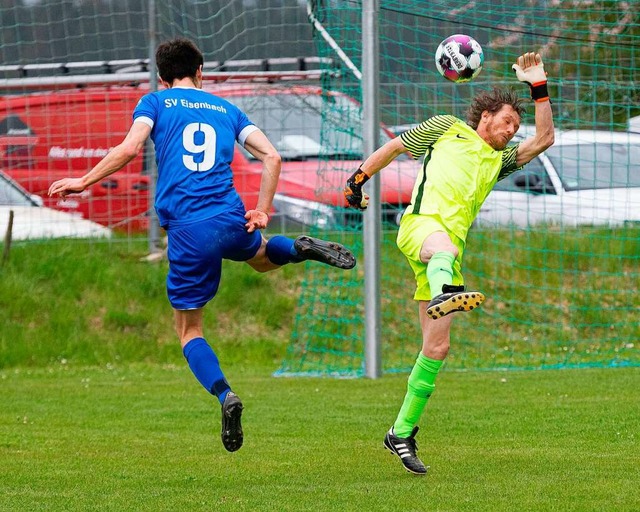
top-left (1, 86), bottom-right (152, 232)
top-left (0, 170), bottom-right (111, 240)
top-left (475, 129), bottom-right (640, 227)
top-left (0, 80), bottom-right (417, 231)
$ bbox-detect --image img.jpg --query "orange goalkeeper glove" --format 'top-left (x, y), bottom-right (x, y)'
top-left (344, 167), bottom-right (370, 210)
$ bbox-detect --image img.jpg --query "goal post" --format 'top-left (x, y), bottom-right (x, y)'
top-left (362, 0), bottom-right (382, 379)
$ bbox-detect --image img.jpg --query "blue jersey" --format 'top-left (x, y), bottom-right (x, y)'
top-left (133, 87), bottom-right (258, 229)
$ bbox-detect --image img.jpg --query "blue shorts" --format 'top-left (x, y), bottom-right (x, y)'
top-left (166, 208), bottom-right (262, 310)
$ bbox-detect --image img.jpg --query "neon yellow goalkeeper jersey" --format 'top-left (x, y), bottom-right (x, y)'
top-left (400, 115), bottom-right (521, 242)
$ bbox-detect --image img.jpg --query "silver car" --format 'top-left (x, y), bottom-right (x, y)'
top-left (476, 129), bottom-right (640, 227)
top-left (0, 171), bottom-right (111, 241)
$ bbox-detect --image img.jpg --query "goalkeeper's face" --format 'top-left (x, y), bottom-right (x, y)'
top-left (480, 105), bottom-right (521, 150)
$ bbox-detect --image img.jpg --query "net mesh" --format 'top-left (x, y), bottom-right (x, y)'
top-left (0, 1), bottom-right (317, 236)
top-left (276, 0), bottom-right (640, 376)
top-left (1, 1), bottom-right (638, 374)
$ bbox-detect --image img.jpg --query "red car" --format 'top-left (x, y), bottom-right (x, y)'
top-left (0, 80), bottom-right (417, 231)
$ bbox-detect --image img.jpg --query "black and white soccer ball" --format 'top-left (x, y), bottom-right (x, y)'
top-left (435, 34), bottom-right (484, 83)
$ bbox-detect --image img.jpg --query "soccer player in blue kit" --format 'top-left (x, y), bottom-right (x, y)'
top-left (48, 38), bottom-right (356, 453)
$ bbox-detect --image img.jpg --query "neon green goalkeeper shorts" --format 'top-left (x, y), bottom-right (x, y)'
top-left (396, 213), bottom-right (466, 301)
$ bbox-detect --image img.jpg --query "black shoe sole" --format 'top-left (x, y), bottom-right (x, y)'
top-left (383, 436), bottom-right (428, 476)
top-left (426, 291), bottom-right (485, 320)
top-left (221, 398), bottom-right (243, 452)
top-left (294, 236), bottom-right (356, 270)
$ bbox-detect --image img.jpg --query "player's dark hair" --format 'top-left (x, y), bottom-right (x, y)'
top-left (156, 38), bottom-right (204, 84)
top-left (466, 87), bottom-right (526, 129)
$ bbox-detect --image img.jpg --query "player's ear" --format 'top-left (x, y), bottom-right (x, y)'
top-left (158, 75), bottom-right (170, 89)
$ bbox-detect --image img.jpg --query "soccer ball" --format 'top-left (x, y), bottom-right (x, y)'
top-left (435, 34), bottom-right (484, 83)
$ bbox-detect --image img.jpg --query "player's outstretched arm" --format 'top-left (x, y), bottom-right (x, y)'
top-left (48, 122), bottom-right (151, 197)
top-left (344, 136), bottom-right (408, 210)
top-left (243, 129), bottom-right (282, 232)
top-left (512, 52), bottom-right (555, 166)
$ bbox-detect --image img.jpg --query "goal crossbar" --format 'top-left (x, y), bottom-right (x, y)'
top-left (0, 57), bottom-right (340, 90)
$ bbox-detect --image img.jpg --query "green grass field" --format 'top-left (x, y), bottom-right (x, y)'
top-left (1, 364), bottom-right (638, 512)
top-left (1, 238), bottom-right (639, 511)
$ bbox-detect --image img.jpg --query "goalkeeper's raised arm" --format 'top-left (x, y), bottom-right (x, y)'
top-left (512, 52), bottom-right (555, 166)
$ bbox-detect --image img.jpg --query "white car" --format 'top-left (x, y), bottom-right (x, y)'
top-left (0, 171), bottom-right (111, 241)
top-left (476, 129), bottom-right (640, 228)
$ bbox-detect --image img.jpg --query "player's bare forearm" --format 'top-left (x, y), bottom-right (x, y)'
top-left (360, 136), bottom-right (408, 177)
top-left (48, 121), bottom-right (149, 197)
top-left (48, 144), bottom-right (139, 196)
top-left (344, 137), bottom-right (407, 210)
top-left (87, 145), bottom-right (139, 185)
top-left (88, 123), bottom-right (150, 185)
top-left (244, 129), bottom-right (281, 214)
top-left (516, 100), bottom-right (554, 166)
top-left (255, 152), bottom-right (281, 214)
top-left (533, 99), bottom-right (554, 149)
top-left (245, 144), bottom-right (278, 232)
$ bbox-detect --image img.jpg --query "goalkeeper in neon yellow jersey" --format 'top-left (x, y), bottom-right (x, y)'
top-left (344, 52), bottom-right (555, 475)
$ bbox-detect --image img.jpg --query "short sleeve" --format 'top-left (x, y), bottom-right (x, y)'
top-left (497, 144), bottom-right (523, 180)
top-left (133, 93), bottom-right (158, 128)
top-left (233, 107), bottom-right (258, 146)
top-left (400, 115), bottom-right (458, 159)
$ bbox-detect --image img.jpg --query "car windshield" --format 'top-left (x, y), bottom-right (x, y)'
top-left (546, 143), bottom-right (640, 191)
top-left (231, 91), bottom-right (397, 160)
top-left (0, 173), bottom-right (33, 206)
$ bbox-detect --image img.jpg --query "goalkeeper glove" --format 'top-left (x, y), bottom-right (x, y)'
top-left (344, 167), bottom-right (370, 210)
top-left (512, 52), bottom-right (549, 103)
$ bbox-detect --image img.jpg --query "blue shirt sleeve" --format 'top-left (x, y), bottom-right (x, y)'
top-left (225, 102), bottom-right (255, 144)
top-left (235, 108), bottom-right (252, 133)
top-left (133, 93), bottom-right (158, 125)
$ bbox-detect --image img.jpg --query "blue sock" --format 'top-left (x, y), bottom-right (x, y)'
top-left (266, 235), bottom-right (303, 265)
top-left (182, 337), bottom-right (230, 404)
